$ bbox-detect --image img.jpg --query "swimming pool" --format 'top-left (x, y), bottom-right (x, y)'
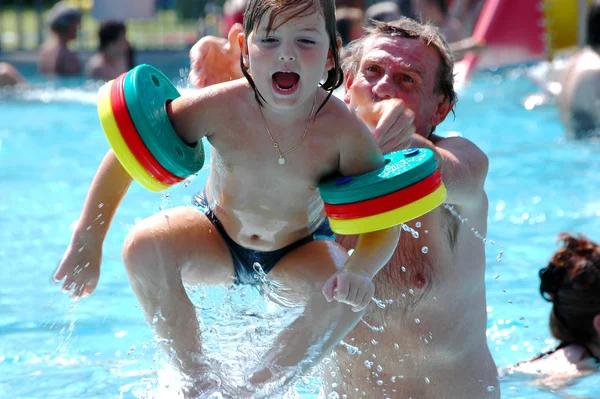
top-left (1, 64), bottom-right (599, 399)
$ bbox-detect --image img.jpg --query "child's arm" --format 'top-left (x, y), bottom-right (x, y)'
top-left (322, 111), bottom-right (402, 310)
top-left (53, 150), bottom-right (132, 297)
top-left (322, 226), bottom-right (400, 310)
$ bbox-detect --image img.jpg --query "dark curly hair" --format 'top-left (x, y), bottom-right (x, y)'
top-left (539, 233), bottom-right (600, 345)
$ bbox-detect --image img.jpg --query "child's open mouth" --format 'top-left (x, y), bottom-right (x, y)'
top-left (272, 72), bottom-right (300, 94)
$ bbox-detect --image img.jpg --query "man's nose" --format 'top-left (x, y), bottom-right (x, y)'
top-left (372, 74), bottom-right (398, 99)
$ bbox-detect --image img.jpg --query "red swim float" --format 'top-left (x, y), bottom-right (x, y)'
top-left (110, 73), bottom-right (184, 185)
top-left (324, 169), bottom-right (442, 220)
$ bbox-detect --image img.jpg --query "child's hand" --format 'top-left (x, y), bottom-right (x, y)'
top-left (322, 269), bottom-right (375, 312)
top-left (188, 23), bottom-right (243, 88)
top-left (372, 98), bottom-right (415, 154)
top-left (53, 238), bottom-right (102, 299)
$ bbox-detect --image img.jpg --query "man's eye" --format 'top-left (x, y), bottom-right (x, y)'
top-left (402, 75), bottom-right (414, 83)
top-left (365, 65), bottom-right (379, 73)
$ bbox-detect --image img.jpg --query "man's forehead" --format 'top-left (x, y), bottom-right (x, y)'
top-left (361, 35), bottom-right (439, 67)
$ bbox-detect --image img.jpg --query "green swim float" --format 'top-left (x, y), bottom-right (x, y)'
top-left (123, 64), bottom-right (205, 178)
top-left (319, 148), bottom-right (438, 205)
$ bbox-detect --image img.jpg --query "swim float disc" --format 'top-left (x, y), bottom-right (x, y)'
top-left (123, 64), bottom-right (205, 178)
top-left (318, 148), bottom-right (438, 204)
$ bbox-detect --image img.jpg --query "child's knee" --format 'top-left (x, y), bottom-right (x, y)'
top-left (122, 222), bottom-right (163, 273)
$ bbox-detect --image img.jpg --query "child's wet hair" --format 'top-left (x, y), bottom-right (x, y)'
top-left (539, 233), bottom-right (600, 345)
top-left (240, 0), bottom-right (343, 115)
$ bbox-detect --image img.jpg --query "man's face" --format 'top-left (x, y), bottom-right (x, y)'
top-left (344, 35), bottom-right (449, 136)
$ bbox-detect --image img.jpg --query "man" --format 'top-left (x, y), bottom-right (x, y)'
top-left (189, 16), bottom-right (499, 398)
top-left (556, 0), bottom-right (600, 139)
top-left (38, 1), bottom-right (82, 76)
top-left (85, 20), bottom-right (132, 81)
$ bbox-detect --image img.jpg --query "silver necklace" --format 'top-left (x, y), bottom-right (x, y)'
top-left (258, 95), bottom-right (316, 165)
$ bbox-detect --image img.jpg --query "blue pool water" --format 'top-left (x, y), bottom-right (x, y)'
top-left (2, 65), bottom-right (600, 399)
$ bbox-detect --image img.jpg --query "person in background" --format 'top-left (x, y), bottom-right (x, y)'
top-left (38, 1), bottom-right (82, 76)
top-left (509, 233), bottom-right (600, 387)
top-left (411, 0), bottom-right (465, 43)
top-left (363, 1), bottom-right (403, 25)
top-left (0, 62), bottom-right (25, 87)
top-left (336, 6), bottom-right (364, 46)
top-left (221, 0), bottom-right (247, 37)
top-left (85, 20), bottom-right (132, 81)
top-left (556, 0), bottom-right (600, 139)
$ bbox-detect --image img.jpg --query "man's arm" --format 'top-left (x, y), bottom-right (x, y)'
top-left (188, 23), bottom-right (243, 88)
top-left (412, 133), bottom-right (489, 207)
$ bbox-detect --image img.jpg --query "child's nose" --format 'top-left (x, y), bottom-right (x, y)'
top-left (278, 44), bottom-right (296, 61)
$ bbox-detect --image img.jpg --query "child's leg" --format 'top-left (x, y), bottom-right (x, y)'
top-left (249, 240), bottom-right (365, 386)
top-left (121, 205), bottom-right (234, 375)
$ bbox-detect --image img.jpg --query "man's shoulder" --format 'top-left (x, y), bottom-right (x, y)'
top-left (433, 135), bottom-right (487, 164)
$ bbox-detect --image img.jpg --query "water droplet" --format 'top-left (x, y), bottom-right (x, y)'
top-left (401, 266), bottom-right (407, 272)
top-left (364, 360), bottom-right (373, 369)
top-left (424, 377), bottom-right (431, 384)
top-left (390, 376), bottom-right (396, 383)
top-left (415, 318), bottom-right (421, 324)
top-left (376, 365), bottom-right (383, 372)
top-left (394, 343), bottom-right (399, 350)
top-left (415, 222), bottom-right (421, 228)
top-left (486, 386), bottom-right (495, 392)
top-left (371, 339), bottom-right (379, 345)
top-left (376, 380), bottom-right (384, 386)
top-left (408, 289), bottom-right (415, 295)
top-left (421, 246), bottom-right (429, 254)
top-left (98, 203), bottom-right (104, 208)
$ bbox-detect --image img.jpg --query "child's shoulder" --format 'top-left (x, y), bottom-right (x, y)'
top-left (317, 88), bottom-right (368, 134)
top-left (189, 78), bottom-right (252, 104)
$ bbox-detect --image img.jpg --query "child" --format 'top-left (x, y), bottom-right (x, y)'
top-left (54, 0), bottom-right (401, 392)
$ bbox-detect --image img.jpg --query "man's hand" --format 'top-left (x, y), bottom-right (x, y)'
top-left (322, 269), bottom-right (374, 312)
top-left (373, 98), bottom-right (416, 154)
top-left (188, 23), bottom-right (244, 88)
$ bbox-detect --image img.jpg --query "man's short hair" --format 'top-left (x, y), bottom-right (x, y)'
top-left (98, 20), bottom-right (126, 51)
top-left (342, 17), bottom-right (457, 108)
top-left (587, 1), bottom-right (600, 48)
top-left (46, 1), bottom-right (81, 33)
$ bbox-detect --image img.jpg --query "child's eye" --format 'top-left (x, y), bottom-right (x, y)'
top-left (299, 39), bottom-right (316, 44)
top-left (262, 37), bottom-right (278, 43)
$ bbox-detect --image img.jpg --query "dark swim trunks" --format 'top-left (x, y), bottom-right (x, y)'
top-left (191, 190), bottom-right (336, 285)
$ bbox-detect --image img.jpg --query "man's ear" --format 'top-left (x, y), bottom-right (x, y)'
top-left (238, 32), bottom-right (249, 68)
top-left (593, 314), bottom-right (600, 335)
top-left (343, 69), bottom-right (355, 105)
top-left (430, 94), bottom-right (453, 128)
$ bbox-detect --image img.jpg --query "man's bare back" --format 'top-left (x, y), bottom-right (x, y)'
top-left (38, 39), bottom-right (81, 76)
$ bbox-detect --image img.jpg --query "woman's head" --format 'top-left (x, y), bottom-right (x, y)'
top-left (239, 0), bottom-right (343, 112)
top-left (539, 233), bottom-right (600, 346)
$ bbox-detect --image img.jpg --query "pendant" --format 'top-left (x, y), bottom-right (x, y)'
top-left (278, 157), bottom-right (286, 165)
